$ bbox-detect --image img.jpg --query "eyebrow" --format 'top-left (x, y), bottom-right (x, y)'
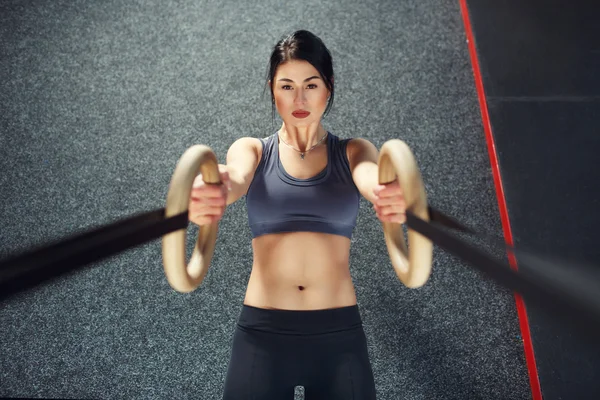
top-left (277, 76), bottom-right (321, 83)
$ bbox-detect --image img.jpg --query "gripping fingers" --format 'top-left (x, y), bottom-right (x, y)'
top-left (374, 204), bottom-right (406, 224)
top-left (385, 203), bottom-right (406, 214)
top-left (384, 214), bottom-right (406, 224)
top-left (190, 196), bottom-right (227, 207)
top-left (190, 214), bottom-right (221, 226)
top-left (191, 183), bottom-right (226, 199)
top-left (376, 196), bottom-right (406, 208)
top-left (188, 205), bottom-right (225, 225)
top-left (374, 203), bottom-right (406, 215)
top-left (188, 188), bottom-right (228, 226)
top-left (189, 203), bottom-right (225, 215)
top-left (189, 199), bottom-right (225, 215)
top-left (377, 212), bottom-right (406, 224)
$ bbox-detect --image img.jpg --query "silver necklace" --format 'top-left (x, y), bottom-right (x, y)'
top-left (278, 131), bottom-right (328, 160)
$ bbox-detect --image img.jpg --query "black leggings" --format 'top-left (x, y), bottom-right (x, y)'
top-left (223, 304), bottom-right (377, 399)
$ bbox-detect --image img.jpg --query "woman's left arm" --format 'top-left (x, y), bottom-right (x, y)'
top-left (347, 138), bottom-right (407, 224)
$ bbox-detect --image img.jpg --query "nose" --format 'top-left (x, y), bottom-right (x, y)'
top-left (294, 88), bottom-right (307, 105)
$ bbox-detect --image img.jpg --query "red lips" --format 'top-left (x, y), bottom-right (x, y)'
top-left (292, 110), bottom-right (310, 119)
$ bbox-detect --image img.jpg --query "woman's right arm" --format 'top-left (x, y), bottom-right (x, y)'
top-left (188, 137), bottom-right (261, 226)
top-left (223, 137), bottom-right (261, 206)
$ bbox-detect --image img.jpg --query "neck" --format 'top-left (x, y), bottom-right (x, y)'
top-left (279, 123), bottom-right (327, 152)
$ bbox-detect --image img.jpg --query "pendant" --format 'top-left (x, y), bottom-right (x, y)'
top-left (300, 153), bottom-right (305, 160)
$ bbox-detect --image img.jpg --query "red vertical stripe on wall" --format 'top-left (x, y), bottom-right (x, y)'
top-left (457, 1), bottom-right (543, 399)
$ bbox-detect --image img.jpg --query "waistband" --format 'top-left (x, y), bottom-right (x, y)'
top-left (237, 304), bottom-right (363, 335)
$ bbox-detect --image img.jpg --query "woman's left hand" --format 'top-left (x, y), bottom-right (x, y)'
top-left (372, 180), bottom-right (407, 224)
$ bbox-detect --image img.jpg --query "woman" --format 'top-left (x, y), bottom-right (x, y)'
top-left (189, 30), bottom-right (406, 399)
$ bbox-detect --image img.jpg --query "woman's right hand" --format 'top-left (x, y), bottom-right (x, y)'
top-left (188, 165), bottom-right (231, 226)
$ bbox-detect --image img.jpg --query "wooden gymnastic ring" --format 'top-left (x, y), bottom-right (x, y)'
top-left (378, 139), bottom-right (433, 288)
top-left (162, 145), bottom-right (221, 293)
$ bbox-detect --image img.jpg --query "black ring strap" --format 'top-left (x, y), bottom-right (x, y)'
top-left (1, 206), bottom-right (599, 339)
top-left (0, 209), bottom-right (188, 301)
top-left (414, 208), bottom-right (600, 338)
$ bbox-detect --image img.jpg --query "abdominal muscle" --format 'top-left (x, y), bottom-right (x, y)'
top-left (243, 231), bottom-right (357, 310)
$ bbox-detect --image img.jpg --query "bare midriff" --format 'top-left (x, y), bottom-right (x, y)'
top-left (243, 231), bottom-right (357, 310)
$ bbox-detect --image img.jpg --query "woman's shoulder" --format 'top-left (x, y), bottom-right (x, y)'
top-left (328, 132), bottom-right (373, 146)
top-left (230, 134), bottom-right (274, 151)
top-left (328, 131), bottom-right (373, 149)
top-left (227, 133), bottom-right (277, 168)
top-left (344, 137), bottom-right (375, 147)
top-left (339, 136), bottom-right (378, 165)
top-left (229, 136), bottom-right (262, 151)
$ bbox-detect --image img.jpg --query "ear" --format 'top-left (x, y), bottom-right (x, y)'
top-left (267, 80), bottom-right (275, 103)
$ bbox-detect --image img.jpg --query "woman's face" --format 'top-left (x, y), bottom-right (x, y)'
top-left (271, 60), bottom-right (330, 127)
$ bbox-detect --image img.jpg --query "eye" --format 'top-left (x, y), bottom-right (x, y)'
top-left (307, 84), bottom-right (318, 89)
top-left (282, 85), bottom-right (293, 90)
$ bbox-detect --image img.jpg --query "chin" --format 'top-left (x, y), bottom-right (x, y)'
top-left (284, 119), bottom-right (308, 127)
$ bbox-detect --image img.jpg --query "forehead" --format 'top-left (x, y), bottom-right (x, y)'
top-left (274, 60), bottom-right (320, 80)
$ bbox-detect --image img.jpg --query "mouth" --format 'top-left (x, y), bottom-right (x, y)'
top-left (292, 110), bottom-right (310, 119)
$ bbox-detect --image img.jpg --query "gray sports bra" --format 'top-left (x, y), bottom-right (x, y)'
top-left (246, 132), bottom-right (360, 239)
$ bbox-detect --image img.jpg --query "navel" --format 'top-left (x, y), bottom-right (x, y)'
top-left (298, 286), bottom-right (305, 291)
